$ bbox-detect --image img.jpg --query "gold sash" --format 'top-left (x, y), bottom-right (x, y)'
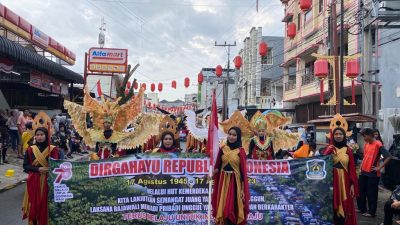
top-left (22, 145), bottom-right (55, 222)
top-left (216, 146), bottom-right (245, 224)
top-left (332, 147), bottom-right (349, 172)
top-left (332, 147), bottom-right (349, 218)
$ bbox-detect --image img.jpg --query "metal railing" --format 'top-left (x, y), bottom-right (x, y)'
top-left (284, 80), bottom-right (296, 91)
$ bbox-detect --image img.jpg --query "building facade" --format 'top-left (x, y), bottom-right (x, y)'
top-left (237, 27), bottom-right (285, 109)
top-left (184, 93), bottom-right (197, 105)
top-left (0, 3), bottom-right (82, 112)
top-left (281, 0), bottom-right (362, 123)
top-left (198, 68), bottom-right (237, 115)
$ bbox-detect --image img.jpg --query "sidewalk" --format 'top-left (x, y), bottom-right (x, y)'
top-left (0, 149), bottom-right (90, 193)
top-left (356, 186), bottom-right (392, 225)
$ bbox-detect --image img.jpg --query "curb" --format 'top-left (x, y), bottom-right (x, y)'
top-left (0, 179), bottom-right (26, 194)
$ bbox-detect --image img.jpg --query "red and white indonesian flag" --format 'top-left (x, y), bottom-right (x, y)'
top-left (95, 80), bottom-right (103, 98)
top-left (206, 89), bottom-right (219, 167)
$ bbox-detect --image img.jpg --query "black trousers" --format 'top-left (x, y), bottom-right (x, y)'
top-left (357, 174), bottom-right (380, 216)
top-left (384, 199), bottom-right (400, 225)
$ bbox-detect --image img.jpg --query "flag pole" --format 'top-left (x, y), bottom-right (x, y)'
top-left (207, 89), bottom-right (218, 225)
top-left (207, 164), bottom-right (213, 225)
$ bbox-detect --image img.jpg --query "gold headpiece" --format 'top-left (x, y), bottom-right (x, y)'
top-left (32, 111), bottom-right (53, 134)
top-left (250, 111), bottom-right (267, 131)
top-left (159, 116), bottom-right (179, 140)
top-left (220, 111), bottom-right (253, 138)
top-left (326, 114), bottom-right (353, 138)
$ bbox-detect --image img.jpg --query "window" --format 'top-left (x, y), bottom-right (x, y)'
top-left (304, 10), bottom-right (312, 25)
top-left (319, 0), bottom-right (323, 13)
top-left (297, 13), bottom-right (301, 31)
top-left (261, 48), bottom-right (273, 65)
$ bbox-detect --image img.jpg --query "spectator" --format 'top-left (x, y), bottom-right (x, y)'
top-left (357, 128), bottom-right (392, 217)
top-left (52, 123), bottom-right (72, 159)
top-left (6, 110), bottom-right (22, 158)
top-left (21, 122), bottom-right (34, 154)
top-left (381, 185), bottom-right (400, 225)
top-left (0, 110), bottom-right (9, 164)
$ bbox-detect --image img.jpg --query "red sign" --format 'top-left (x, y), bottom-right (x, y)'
top-left (30, 70), bottom-right (64, 94)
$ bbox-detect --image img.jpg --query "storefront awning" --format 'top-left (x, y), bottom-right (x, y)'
top-left (0, 36), bottom-right (83, 83)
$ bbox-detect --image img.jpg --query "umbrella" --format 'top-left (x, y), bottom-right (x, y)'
top-left (389, 114), bottom-right (400, 133)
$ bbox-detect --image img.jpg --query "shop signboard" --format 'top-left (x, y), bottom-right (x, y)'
top-left (31, 25), bottom-right (49, 48)
top-left (88, 48), bottom-right (128, 73)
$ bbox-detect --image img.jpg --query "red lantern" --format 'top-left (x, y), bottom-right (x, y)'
top-left (158, 83), bottom-right (163, 92)
top-left (126, 81), bottom-right (131, 89)
top-left (133, 81), bottom-right (138, 90)
top-left (314, 60), bottom-right (329, 79)
top-left (184, 77), bottom-right (190, 88)
top-left (234, 56), bottom-right (242, 69)
top-left (141, 83), bottom-right (146, 90)
top-left (198, 72), bottom-right (204, 84)
top-left (147, 102), bottom-right (151, 107)
top-left (259, 41), bottom-right (268, 57)
top-left (314, 59), bottom-right (329, 105)
top-left (346, 60), bottom-right (359, 105)
top-left (215, 65), bottom-right (223, 77)
top-left (300, 0), bottom-right (311, 11)
top-left (287, 22), bottom-right (296, 39)
top-left (153, 103), bottom-right (156, 109)
top-left (346, 60), bottom-right (359, 79)
top-left (171, 80), bottom-right (177, 89)
top-left (125, 89), bottom-right (129, 95)
top-left (151, 83), bottom-right (155, 92)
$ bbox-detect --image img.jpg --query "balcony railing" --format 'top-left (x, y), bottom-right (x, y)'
top-left (284, 80), bottom-right (296, 91)
top-left (301, 74), bottom-right (316, 86)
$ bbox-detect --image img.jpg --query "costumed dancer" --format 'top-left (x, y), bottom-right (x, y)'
top-left (63, 87), bottom-right (162, 161)
top-left (153, 116), bottom-right (180, 153)
top-left (22, 112), bottom-right (62, 225)
top-left (248, 115), bottom-right (274, 160)
top-left (324, 114), bottom-right (359, 225)
top-left (94, 116), bottom-right (117, 159)
top-left (211, 127), bottom-right (250, 225)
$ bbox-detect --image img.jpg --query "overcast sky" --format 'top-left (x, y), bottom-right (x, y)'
top-left (2, 0), bottom-right (284, 100)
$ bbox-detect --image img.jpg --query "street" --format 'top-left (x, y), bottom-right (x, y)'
top-left (0, 184), bottom-right (25, 225)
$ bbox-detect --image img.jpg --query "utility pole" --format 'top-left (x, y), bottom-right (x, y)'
top-left (215, 41), bottom-right (236, 120)
top-left (331, 0), bottom-right (341, 114)
top-left (339, 0), bottom-right (345, 114)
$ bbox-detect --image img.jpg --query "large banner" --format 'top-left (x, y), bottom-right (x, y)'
top-left (48, 154), bottom-right (333, 225)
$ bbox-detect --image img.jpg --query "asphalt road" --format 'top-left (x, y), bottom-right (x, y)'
top-left (0, 183), bottom-right (25, 225)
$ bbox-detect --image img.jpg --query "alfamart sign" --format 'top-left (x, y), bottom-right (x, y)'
top-left (88, 48), bottom-right (128, 73)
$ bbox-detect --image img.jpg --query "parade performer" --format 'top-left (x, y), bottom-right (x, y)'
top-left (248, 113), bottom-right (274, 160)
top-left (211, 126), bottom-right (250, 225)
top-left (153, 116), bottom-right (180, 153)
top-left (184, 110), bottom-right (226, 153)
top-left (22, 111), bottom-right (61, 225)
top-left (324, 114), bottom-right (359, 225)
top-left (64, 87), bottom-right (162, 160)
top-left (220, 110), bottom-right (299, 155)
